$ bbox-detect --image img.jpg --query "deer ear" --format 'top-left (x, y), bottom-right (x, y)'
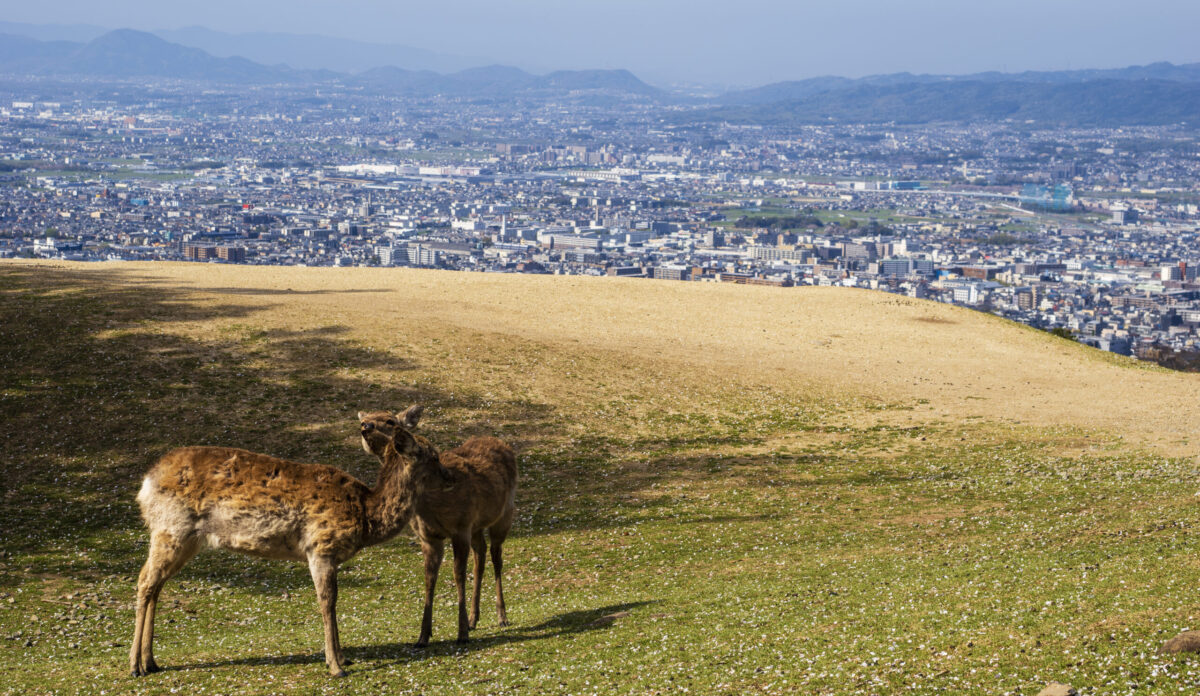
top-left (357, 411), bottom-right (367, 421)
top-left (400, 405), bottom-right (423, 429)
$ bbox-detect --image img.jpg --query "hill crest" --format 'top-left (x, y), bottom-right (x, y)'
top-left (8, 259), bottom-right (1196, 457)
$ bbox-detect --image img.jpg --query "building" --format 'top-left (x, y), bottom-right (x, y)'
top-left (841, 242), bottom-right (876, 261)
top-left (719, 272), bottom-right (791, 287)
top-left (1051, 162), bottom-right (1083, 180)
top-left (653, 265), bottom-right (694, 281)
top-left (960, 265), bottom-right (1001, 280)
top-left (543, 234), bottom-right (602, 252)
top-left (878, 258), bottom-right (914, 277)
top-left (1016, 286), bottom-right (1040, 311)
top-left (1111, 206), bottom-right (1138, 225)
top-left (216, 246), bottom-right (245, 263)
top-left (404, 244), bottom-right (439, 267)
top-left (184, 242), bottom-right (218, 260)
top-left (752, 246), bottom-right (807, 262)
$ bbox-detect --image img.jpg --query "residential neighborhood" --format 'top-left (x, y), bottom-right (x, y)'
top-left (4, 81), bottom-right (1200, 363)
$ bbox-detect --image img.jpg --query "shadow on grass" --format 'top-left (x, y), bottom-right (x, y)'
top-left (0, 265), bottom-right (559, 588)
top-left (160, 601), bottom-right (656, 673)
top-left (195, 287), bottom-right (395, 296)
top-left (0, 264), bottom-right (896, 592)
top-left (513, 437), bottom-right (957, 537)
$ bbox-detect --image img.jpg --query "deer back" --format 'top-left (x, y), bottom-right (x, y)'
top-left (139, 447), bottom-right (372, 562)
top-left (413, 437), bottom-right (517, 536)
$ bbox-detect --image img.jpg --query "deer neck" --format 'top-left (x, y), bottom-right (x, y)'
top-left (407, 435), bottom-right (453, 491)
top-left (363, 437), bottom-right (444, 545)
top-left (363, 445), bottom-right (417, 545)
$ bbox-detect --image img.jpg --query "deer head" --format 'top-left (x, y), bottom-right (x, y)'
top-left (358, 405), bottom-right (423, 458)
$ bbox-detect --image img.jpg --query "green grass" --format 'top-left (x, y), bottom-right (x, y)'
top-left (813, 208), bottom-right (910, 225)
top-left (105, 168), bottom-right (194, 182)
top-left (3, 265), bottom-right (1200, 694)
top-left (16, 169), bottom-right (193, 183)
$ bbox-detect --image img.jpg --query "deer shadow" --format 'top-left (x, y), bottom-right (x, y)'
top-left (160, 600), bottom-right (655, 673)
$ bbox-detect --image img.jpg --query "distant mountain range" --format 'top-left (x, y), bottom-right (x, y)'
top-left (707, 79), bottom-right (1200, 126)
top-left (0, 29), bottom-right (662, 98)
top-left (1, 24), bottom-right (1199, 125)
top-left (0, 29), bottom-right (311, 82)
top-left (0, 20), bottom-right (482, 74)
top-left (718, 62), bottom-right (1200, 105)
top-left (354, 64), bottom-right (661, 98)
top-left (153, 26), bottom-right (483, 75)
top-left (0, 20), bottom-right (108, 44)
top-left (684, 62), bottom-right (1200, 126)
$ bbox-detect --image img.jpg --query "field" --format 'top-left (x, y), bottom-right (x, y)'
top-left (2, 261), bottom-right (1200, 695)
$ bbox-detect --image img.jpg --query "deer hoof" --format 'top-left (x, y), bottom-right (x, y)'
top-left (331, 669), bottom-right (348, 678)
top-left (456, 635), bottom-right (470, 644)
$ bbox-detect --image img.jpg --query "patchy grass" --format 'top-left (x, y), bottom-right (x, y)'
top-left (3, 263), bottom-right (1200, 695)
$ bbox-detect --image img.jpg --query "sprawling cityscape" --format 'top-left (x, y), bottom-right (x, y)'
top-left (3, 77), bottom-right (1200, 366)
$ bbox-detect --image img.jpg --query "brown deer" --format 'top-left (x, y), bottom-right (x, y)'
top-left (358, 406), bottom-right (517, 646)
top-left (129, 431), bottom-right (426, 678)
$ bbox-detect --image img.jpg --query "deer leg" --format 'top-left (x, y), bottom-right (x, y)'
top-left (130, 531), bottom-right (199, 677)
top-left (451, 535), bottom-right (471, 643)
top-left (469, 530), bottom-right (486, 630)
top-left (490, 515), bottom-right (512, 627)
top-left (130, 560), bottom-right (153, 676)
top-left (416, 538), bottom-right (443, 647)
top-left (307, 554), bottom-right (346, 677)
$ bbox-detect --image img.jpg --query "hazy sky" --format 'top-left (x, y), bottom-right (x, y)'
top-left (3, 0), bottom-right (1199, 86)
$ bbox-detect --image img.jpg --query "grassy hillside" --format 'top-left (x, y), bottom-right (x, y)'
top-left (2, 261), bottom-right (1200, 695)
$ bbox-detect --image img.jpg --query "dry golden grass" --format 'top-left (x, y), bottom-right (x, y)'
top-left (16, 259), bottom-right (1193, 456)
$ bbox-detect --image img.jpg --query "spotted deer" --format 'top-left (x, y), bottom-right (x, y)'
top-left (358, 406), bottom-right (517, 646)
top-left (129, 432), bottom-right (425, 678)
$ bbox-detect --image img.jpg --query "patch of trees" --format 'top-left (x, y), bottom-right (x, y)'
top-left (180, 160), bottom-right (224, 170)
top-left (1135, 344), bottom-right (1200, 372)
top-left (976, 232), bottom-right (1024, 245)
top-left (736, 214), bottom-right (823, 230)
top-left (836, 219), bottom-right (894, 236)
top-left (646, 199), bottom-right (689, 209)
top-left (257, 160), bottom-right (311, 170)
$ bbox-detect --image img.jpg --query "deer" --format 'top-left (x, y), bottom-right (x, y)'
top-left (129, 432), bottom-right (425, 678)
top-left (357, 406), bottom-right (517, 646)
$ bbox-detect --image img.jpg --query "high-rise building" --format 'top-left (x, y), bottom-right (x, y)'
top-left (183, 242), bottom-right (217, 261)
top-left (216, 246), bottom-right (245, 263)
top-left (1016, 286), bottom-right (1040, 311)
